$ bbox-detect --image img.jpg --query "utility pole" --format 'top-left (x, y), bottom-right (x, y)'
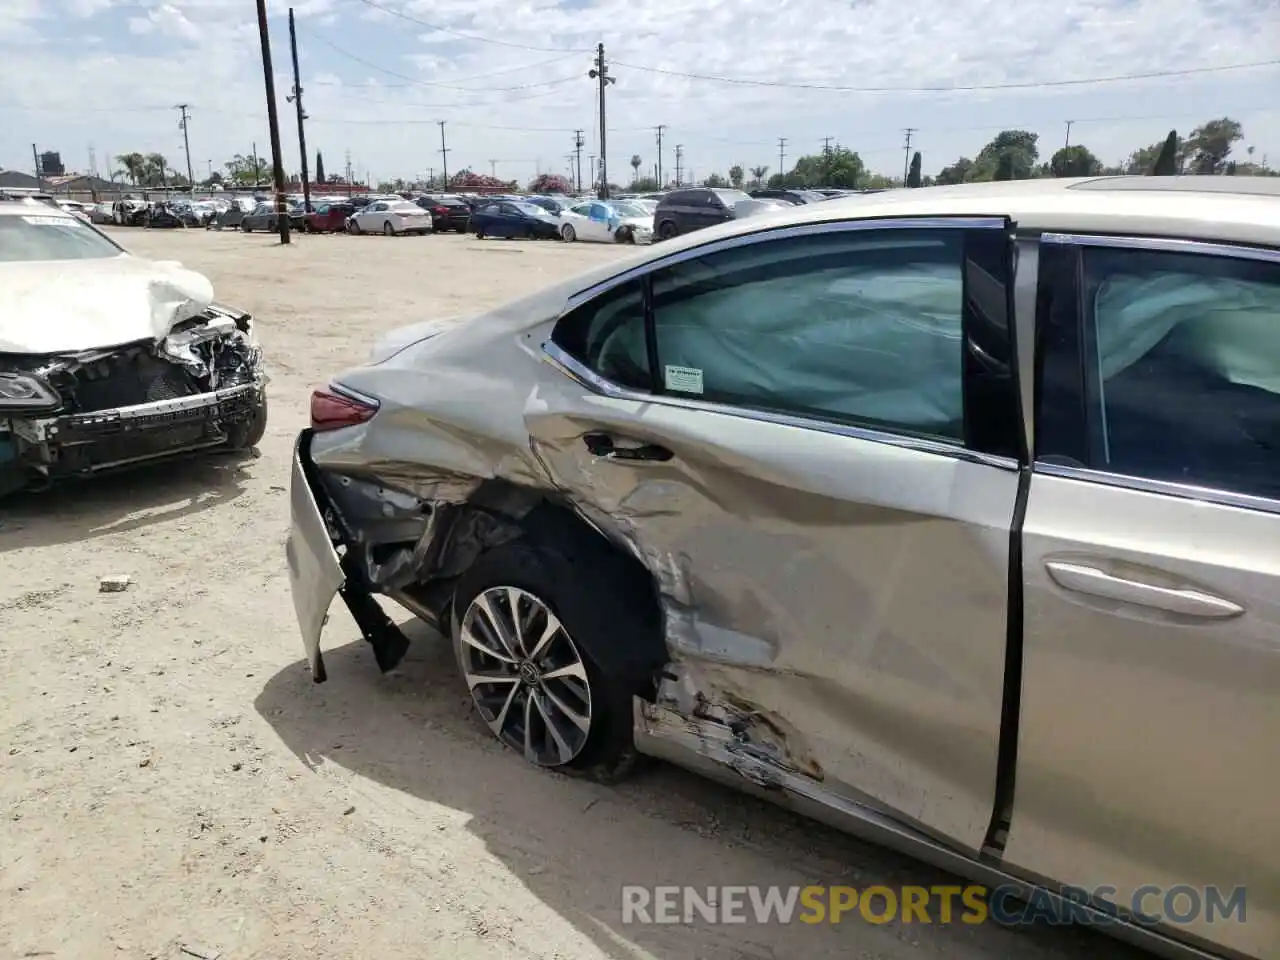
top-left (588, 43), bottom-right (615, 199)
top-left (252, 142), bottom-right (259, 186)
top-left (777, 137), bottom-right (787, 183)
top-left (287, 8), bottom-right (312, 215)
top-left (902, 128), bottom-right (917, 186)
top-left (821, 136), bottom-right (833, 187)
top-left (1064, 120), bottom-right (1074, 150)
top-left (438, 121), bottom-right (450, 188)
top-left (175, 104), bottom-right (194, 193)
top-left (88, 144), bottom-right (97, 179)
top-left (655, 124), bottom-right (665, 187)
top-left (674, 144), bottom-right (683, 187)
top-left (573, 129), bottom-right (584, 192)
top-left (345, 150), bottom-right (353, 196)
top-left (489, 160), bottom-right (497, 178)
top-left (587, 155), bottom-right (595, 190)
top-left (254, 0), bottom-right (290, 242)
top-left (32, 144), bottom-right (41, 191)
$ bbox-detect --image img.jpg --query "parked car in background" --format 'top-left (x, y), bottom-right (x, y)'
top-left (239, 202), bottom-right (281, 234)
top-left (211, 197), bottom-right (257, 230)
top-left (470, 200), bottom-right (561, 240)
top-left (415, 195), bottom-right (472, 232)
top-left (348, 200), bottom-right (433, 236)
top-left (626, 197), bottom-right (659, 215)
top-left (559, 200), bottom-right (653, 244)
top-left (54, 199), bottom-right (91, 222)
top-left (732, 197), bottom-right (795, 218)
top-left (653, 187), bottom-right (752, 240)
top-left (306, 201), bottom-right (357, 233)
top-left (88, 202), bottom-right (114, 224)
top-left (749, 188), bottom-right (826, 205)
top-left (525, 195), bottom-right (577, 220)
top-left (288, 175), bottom-right (1280, 960)
top-left (0, 196), bottom-right (267, 497)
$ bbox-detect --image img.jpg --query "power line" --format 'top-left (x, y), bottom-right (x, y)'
top-left (355, 0), bottom-right (593, 54)
top-left (607, 57), bottom-right (1280, 93)
top-left (304, 29), bottom-right (583, 92)
top-left (308, 54), bottom-right (571, 88)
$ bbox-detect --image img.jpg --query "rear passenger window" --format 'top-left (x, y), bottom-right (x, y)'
top-left (649, 228), bottom-right (969, 441)
top-left (1040, 244), bottom-right (1280, 500)
top-left (551, 279), bottom-right (649, 389)
top-left (1085, 247), bottom-right (1280, 498)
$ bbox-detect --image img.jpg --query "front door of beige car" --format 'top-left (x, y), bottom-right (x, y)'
top-left (1007, 234), bottom-right (1280, 959)
top-left (531, 216), bottom-right (1024, 854)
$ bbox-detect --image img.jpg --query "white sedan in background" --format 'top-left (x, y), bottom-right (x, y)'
top-left (348, 200), bottom-right (433, 236)
top-left (559, 200), bottom-right (653, 244)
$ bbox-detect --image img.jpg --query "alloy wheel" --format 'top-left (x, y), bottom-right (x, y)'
top-left (459, 586), bottom-right (592, 767)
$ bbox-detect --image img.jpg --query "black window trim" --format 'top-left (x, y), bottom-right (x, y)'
top-left (1034, 230), bottom-right (1280, 515)
top-left (543, 214), bottom-right (1019, 472)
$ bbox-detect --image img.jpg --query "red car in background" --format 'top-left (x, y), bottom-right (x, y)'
top-left (305, 201), bottom-right (357, 233)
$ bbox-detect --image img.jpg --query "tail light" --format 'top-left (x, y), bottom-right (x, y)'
top-left (310, 385), bottom-right (379, 432)
top-left (433, 206), bottom-right (449, 215)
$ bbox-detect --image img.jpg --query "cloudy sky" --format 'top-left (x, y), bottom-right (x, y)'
top-left (1, 0), bottom-right (1277, 186)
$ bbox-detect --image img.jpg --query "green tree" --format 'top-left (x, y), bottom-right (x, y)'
top-left (972, 130), bottom-right (1039, 181)
top-left (749, 165), bottom-right (769, 187)
top-left (1185, 117), bottom-right (1244, 174)
top-left (703, 172), bottom-right (728, 187)
top-left (315, 151), bottom-right (326, 183)
top-left (1151, 131), bottom-right (1181, 176)
top-left (935, 157), bottom-right (973, 185)
top-left (728, 165), bottom-right (744, 188)
top-left (224, 154), bottom-right (269, 186)
top-left (115, 152), bottom-right (146, 186)
top-left (629, 154), bottom-right (642, 186)
top-left (862, 172), bottom-right (898, 189)
top-left (784, 147), bottom-right (864, 188)
top-left (630, 176), bottom-right (660, 191)
top-left (1127, 132), bottom-right (1184, 175)
top-left (906, 151), bottom-right (922, 187)
top-left (1050, 145), bottom-right (1103, 177)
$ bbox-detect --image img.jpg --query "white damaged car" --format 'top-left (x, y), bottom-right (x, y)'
top-left (0, 198), bottom-right (268, 496)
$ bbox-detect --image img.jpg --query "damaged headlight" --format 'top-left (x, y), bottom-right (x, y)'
top-left (0, 373), bottom-right (61, 414)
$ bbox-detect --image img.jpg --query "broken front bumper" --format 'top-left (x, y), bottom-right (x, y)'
top-left (285, 430), bottom-right (345, 682)
top-left (10, 381), bottom-right (265, 479)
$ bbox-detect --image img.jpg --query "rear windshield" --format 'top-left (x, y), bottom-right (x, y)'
top-left (390, 202), bottom-right (422, 213)
top-left (0, 213), bottom-right (123, 262)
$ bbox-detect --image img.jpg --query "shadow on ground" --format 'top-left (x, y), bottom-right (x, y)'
top-left (254, 624), bottom-right (1146, 960)
top-left (0, 454), bottom-right (251, 552)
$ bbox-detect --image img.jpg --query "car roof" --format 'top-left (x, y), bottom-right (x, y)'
top-left (655, 176), bottom-right (1280, 251)
top-left (0, 198), bottom-right (77, 219)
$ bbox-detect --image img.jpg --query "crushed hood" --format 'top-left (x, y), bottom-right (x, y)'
top-left (0, 255), bottom-right (216, 355)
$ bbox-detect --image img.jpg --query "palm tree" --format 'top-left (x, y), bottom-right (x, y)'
top-left (116, 152), bottom-right (146, 186)
top-left (629, 154), bottom-right (642, 186)
top-left (749, 165), bottom-right (769, 187)
top-left (142, 153), bottom-right (169, 187)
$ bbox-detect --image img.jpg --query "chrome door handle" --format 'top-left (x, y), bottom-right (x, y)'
top-left (1044, 561), bottom-right (1244, 619)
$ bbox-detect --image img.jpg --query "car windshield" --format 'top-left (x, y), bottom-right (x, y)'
top-left (513, 202), bottom-right (550, 217)
top-left (713, 189), bottom-right (753, 206)
top-left (0, 212), bottom-right (122, 262)
top-left (612, 201), bottom-right (648, 217)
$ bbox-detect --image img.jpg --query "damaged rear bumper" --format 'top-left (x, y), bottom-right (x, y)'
top-left (285, 431), bottom-right (345, 682)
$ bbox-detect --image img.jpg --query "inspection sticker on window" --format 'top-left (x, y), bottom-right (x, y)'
top-left (664, 364), bottom-right (704, 394)
top-left (22, 215), bottom-right (77, 226)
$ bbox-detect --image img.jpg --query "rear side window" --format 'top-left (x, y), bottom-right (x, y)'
top-left (1052, 245), bottom-right (1280, 499)
top-left (551, 279), bottom-right (649, 389)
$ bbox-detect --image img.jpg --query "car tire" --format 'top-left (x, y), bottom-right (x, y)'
top-left (242, 221), bottom-right (252, 233)
top-left (451, 536), bottom-right (663, 783)
top-left (562, 224), bottom-right (576, 242)
top-left (226, 391), bottom-right (268, 450)
top-left (474, 228), bottom-right (485, 239)
top-left (383, 221), bottom-right (395, 236)
top-left (657, 219), bottom-right (677, 241)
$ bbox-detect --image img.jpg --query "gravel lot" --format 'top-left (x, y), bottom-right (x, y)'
top-left (0, 227), bottom-right (1140, 960)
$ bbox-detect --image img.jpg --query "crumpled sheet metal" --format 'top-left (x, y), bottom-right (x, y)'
top-left (0, 255), bottom-right (215, 354)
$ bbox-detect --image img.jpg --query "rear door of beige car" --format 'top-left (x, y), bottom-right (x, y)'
top-left (530, 216), bottom-right (1026, 854)
top-left (1007, 234), bottom-right (1280, 959)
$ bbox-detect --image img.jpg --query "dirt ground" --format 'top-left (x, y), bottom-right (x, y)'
top-left (0, 227), bottom-right (1142, 960)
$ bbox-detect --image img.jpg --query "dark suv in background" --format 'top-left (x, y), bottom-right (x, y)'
top-left (415, 195), bottom-right (472, 232)
top-left (653, 187), bottom-right (752, 240)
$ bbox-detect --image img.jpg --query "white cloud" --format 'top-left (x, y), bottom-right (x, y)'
top-left (1, 0), bottom-right (1277, 183)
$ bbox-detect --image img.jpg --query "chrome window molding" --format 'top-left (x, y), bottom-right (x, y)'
top-left (1035, 460), bottom-right (1280, 516)
top-left (1040, 232), bottom-right (1280, 264)
top-left (566, 215), bottom-right (1008, 309)
top-left (542, 339), bottom-right (1019, 472)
